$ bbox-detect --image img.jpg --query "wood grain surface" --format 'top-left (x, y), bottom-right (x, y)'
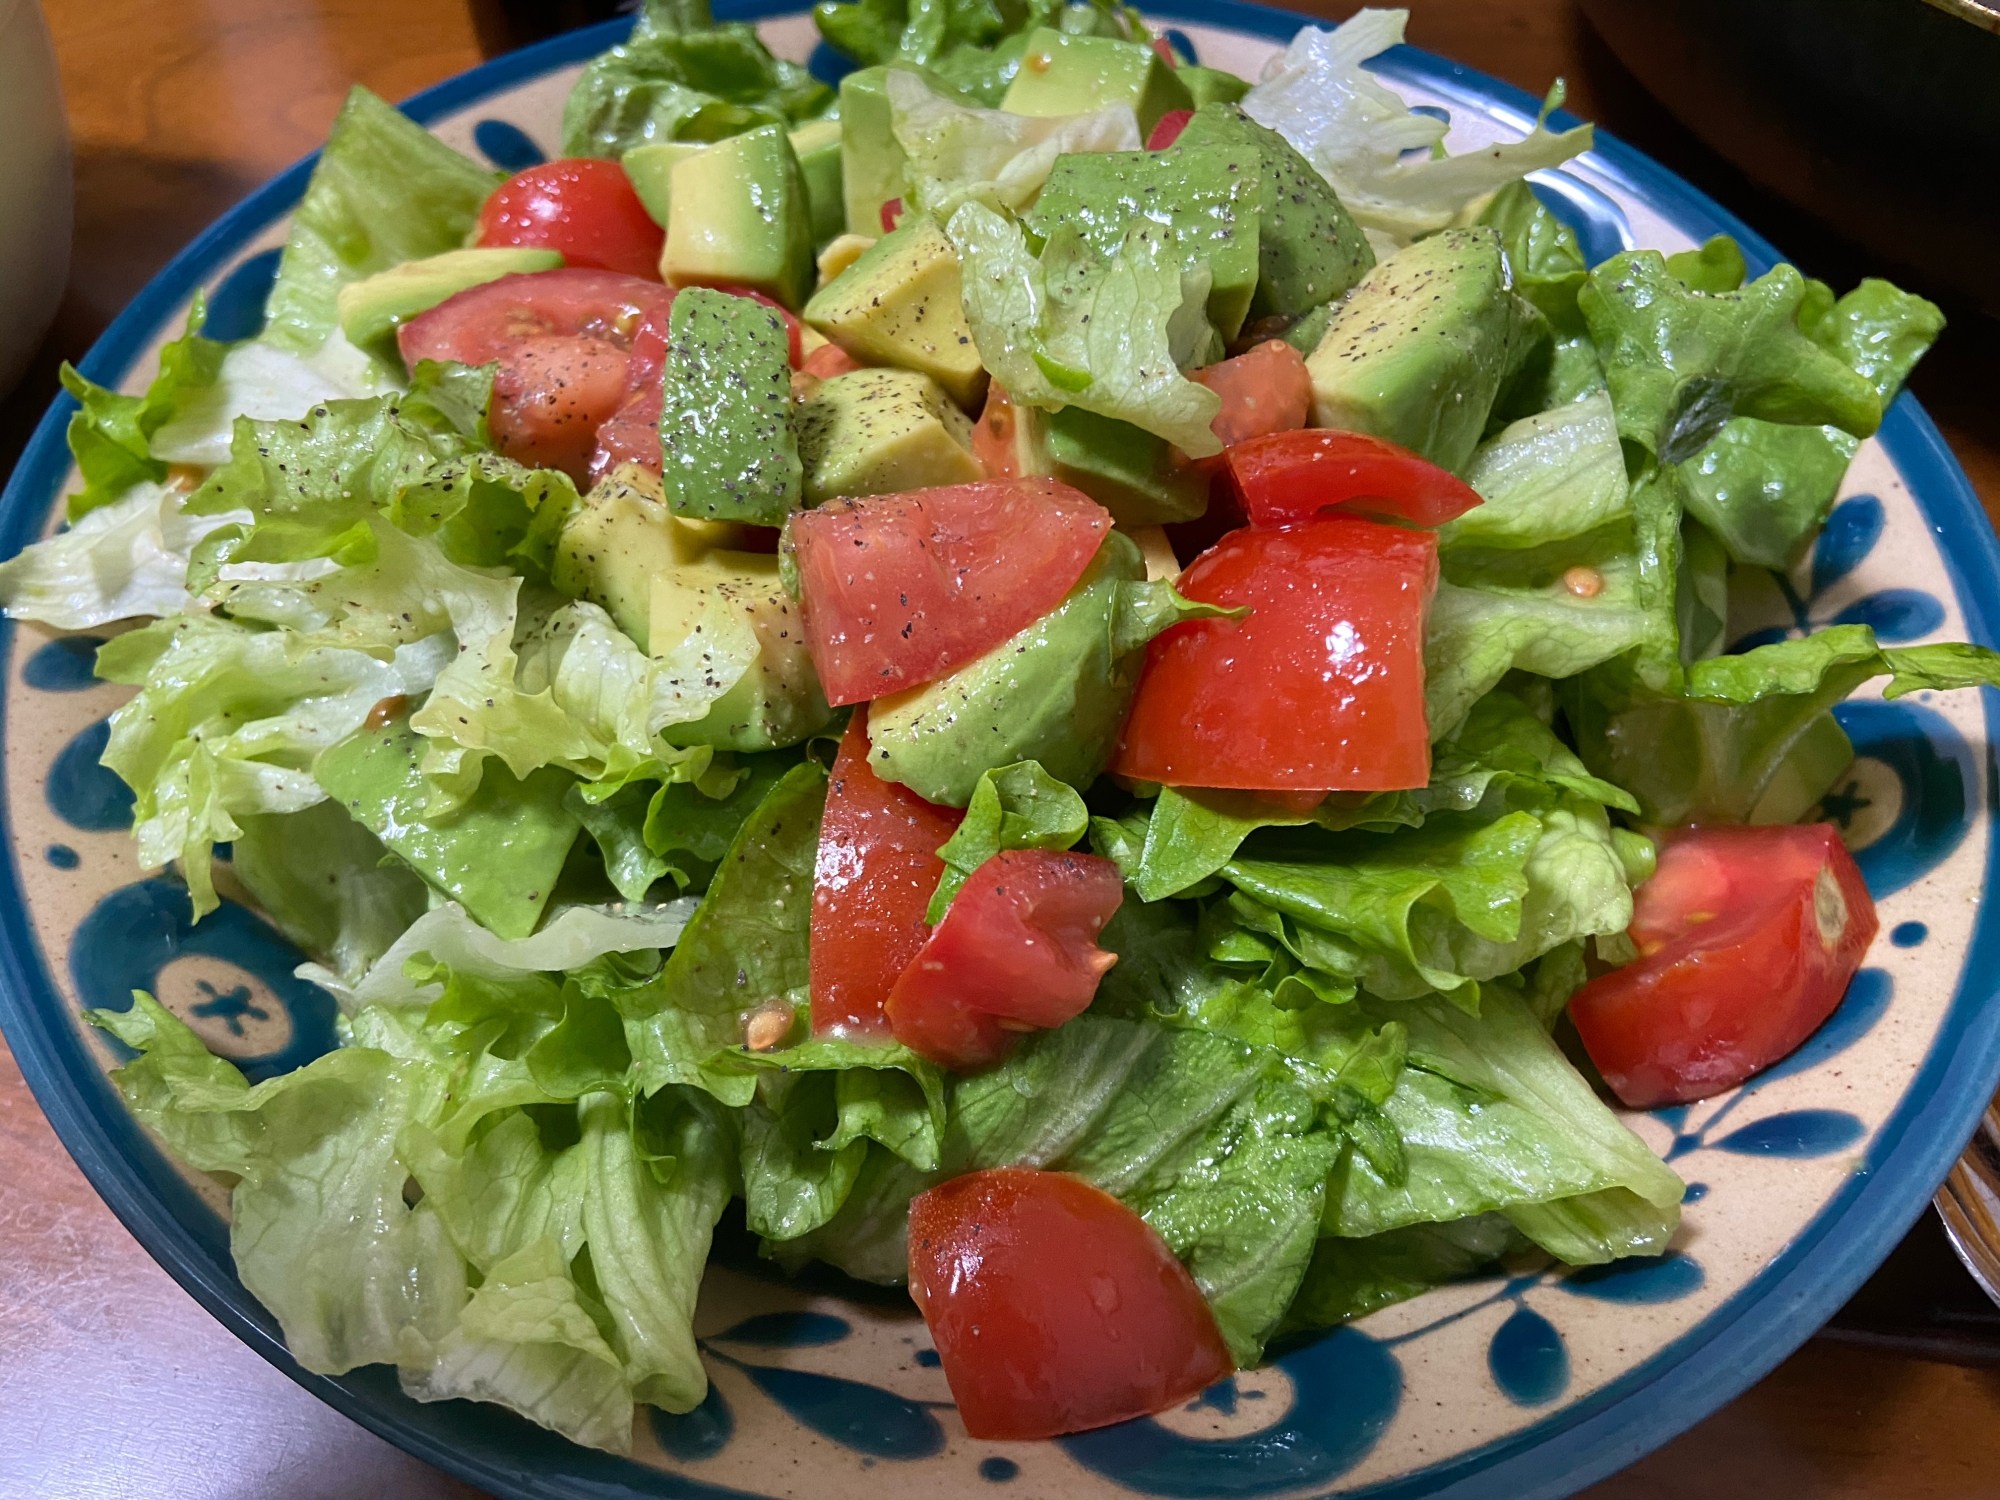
top-left (2, 3), bottom-right (1997, 1498)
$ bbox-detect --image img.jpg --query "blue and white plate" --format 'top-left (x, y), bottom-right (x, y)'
top-left (3, 5), bottom-right (1997, 1498)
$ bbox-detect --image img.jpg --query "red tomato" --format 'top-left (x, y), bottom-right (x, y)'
top-left (488, 333), bottom-right (635, 480)
top-left (908, 1168), bottom-right (1233, 1440)
top-left (1221, 429), bottom-right (1485, 530)
top-left (476, 159), bottom-right (665, 280)
top-left (880, 196), bottom-right (905, 234)
top-left (810, 716), bottom-right (964, 1038)
top-left (787, 479), bottom-right (1113, 706)
top-left (1190, 340), bottom-right (1312, 450)
top-left (1114, 514), bottom-right (1437, 792)
top-left (800, 341), bottom-right (868, 380)
top-left (1568, 824), bottom-right (1879, 1108)
top-left (886, 848), bottom-right (1123, 1071)
top-left (1147, 108), bottom-right (1193, 149)
top-left (970, 385), bottom-right (1019, 479)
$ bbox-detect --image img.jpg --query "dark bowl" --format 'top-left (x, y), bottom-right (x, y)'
top-left (1578, 0), bottom-right (2000, 316)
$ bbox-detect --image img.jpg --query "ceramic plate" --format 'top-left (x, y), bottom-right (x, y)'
top-left (4, 6), bottom-right (1999, 1498)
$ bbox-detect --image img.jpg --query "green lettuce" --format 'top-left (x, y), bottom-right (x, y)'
top-left (564, 0), bottom-right (832, 158)
top-left (263, 87), bottom-right (498, 360)
top-left (1281, 1214), bottom-right (1524, 1331)
top-left (947, 200), bottom-right (1224, 456)
top-left (1677, 418), bottom-right (1858, 571)
top-left (230, 800), bottom-right (430, 983)
top-left (928, 760), bottom-right (1088, 920)
top-left (1442, 388), bottom-right (1629, 551)
top-left (818, 0), bottom-right (1145, 105)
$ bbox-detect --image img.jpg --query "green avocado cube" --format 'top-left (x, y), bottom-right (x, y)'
top-left (1177, 102), bottom-right (1375, 320)
top-left (789, 119), bottom-right (845, 249)
top-left (1025, 144), bottom-right (1261, 339)
top-left (313, 719), bottom-right (581, 940)
top-left (803, 216), bottom-right (987, 410)
top-left (1305, 227), bottom-right (1540, 474)
top-left (622, 140), bottom-right (708, 230)
top-left (336, 247), bottom-right (563, 354)
top-left (661, 125), bottom-right (814, 310)
top-left (796, 368), bottom-right (983, 503)
top-left (1001, 29), bottom-right (1192, 137)
top-left (838, 64), bottom-right (975, 238)
top-left (658, 287), bottom-right (802, 526)
top-left (1178, 65), bottom-right (1250, 109)
top-left (654, 552), bottom-right (833, 752)
top-left (1035, 405), bottom-right (1210, 527)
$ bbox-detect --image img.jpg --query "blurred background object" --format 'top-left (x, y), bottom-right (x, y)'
top-left (1578, 0), bottom-right (2000, 318)
top-left (466, 0), bottom-right (627, 54)
top-left (0, 0), bottom-right (73, 399)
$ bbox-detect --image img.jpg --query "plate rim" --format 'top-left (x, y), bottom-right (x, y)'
top-left (0, 6), bottom-right (1995, 1499)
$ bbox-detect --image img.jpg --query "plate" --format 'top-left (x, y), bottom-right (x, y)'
top-left (3, 6), bottom-right (1998, 1498)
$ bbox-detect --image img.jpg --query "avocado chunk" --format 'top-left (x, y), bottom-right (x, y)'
top-left (622, 141), bottom-right (708, 230)
top-left (867, 532), bottom-right (1151, 805)
top-left (803, 216), bottom-right (987, 410)
top-left (337, 248), bottom-right (563, 353)
top-left (838, 64), bottom-right (974, 238)
top-left (1025, 145), bottom-right (1261, 339)
top-left (314, 718), bottom-right (581, 940)
top-left (1010, 404), bottom-right (1208, 527)
top-left (1305, 228), bottom-right (1539, 474)
top-left (1000, 29), bottom-right (1192, 137)
top-left (796, 368), bottom-right (983, 502)
top-left (1176, 103), bottom-right (1375, 320)
top-left (552, 464), bottom-right (754, 648)
top-left (661, 125), bottom-right (814, 310)
top-left (1281, 299), bottom-right (1340, 357)
top-left (789, 119), bottom-right (845, 250)
top-left (658, 287), bottom-right (802, 526)
top-left (653, 551), bottom-right (833, 751)
top-left (1178, 65), bottom-right (1250, 109)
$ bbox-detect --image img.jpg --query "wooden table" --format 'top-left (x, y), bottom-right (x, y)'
top-left (3, 3), bottom-right (1997, 1497)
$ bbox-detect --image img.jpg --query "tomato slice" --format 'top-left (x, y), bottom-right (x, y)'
top-left (476, 159), bottom-right (665, 281)
top-left (800, 341), bottom-right (868, 380)
top-left (1114, 514), bottom-right (1437, 791)
top-left (810, 716), bottom-right (964, 1039)
top-left (1146, 108), bottom-right (1193, 149)
top-left (1190, 340), bottom-right (1312, 451)
top-left (1568, 824), bottom-right (1879, 1108)
top-left (886, 848), bottom-right (1123, 1070)
top-left (399, 267), bottom-right (671, 369)
top-left (1221, 429), bottom-right (1484, 530)
top-left (787, 479), bottom-right (1113, 706)
top-left (908, 1168), bottom-right (1233, 1440)
top-left (970, 385), bottom-right (1019, 479)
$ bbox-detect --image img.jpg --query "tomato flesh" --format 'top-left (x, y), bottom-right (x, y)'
top-left (1568, 824), bottom-right (1879, 1108)
top-left (1221, 429), bottom-right (1484, 530)
top-left (476, 159), bottom-right (665, 281)
top-left (787, 479), bottom-right (1113, 705)
top-left (801, 341), bottom-right (868, 380)
top-left (1190, 340), bottom-right (1312, 450)
top-left (908, 1168), bottom-right (1233, 1440)
top-left (887, 849), bottom-right (1123, 1071)
top-left (810, 716), bottom-right (964, 1039)
top-left (970, 385), bottom-right (1020, 479)
top-left (1114, 514), bottom-right (1437, 791)
top-left (1146, 108), bottom-right (1193, 149)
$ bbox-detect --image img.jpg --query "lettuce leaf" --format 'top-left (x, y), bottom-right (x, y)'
top-left (263, 87), bottom-right (498, 359)
top-left (148, 336), bottom-right (404, 468)
top-left (1442, 388), bottom-right (1629, 552)
top-left (231, 800), bottom-right (430, 983)
top-left (948, 200), bottom-right (1223, 456)
top-left (1241, 12), bottom-right (1591, 243)
top-left (1676, 418), bottom-right (1858, 571)
top-left (0, 480), bottom-right (249, 628)
top-left (1806, 277), bottom-right (1944, 406)
top-left (927, 759), bottom-right (1088, 921)
top-left (1281, 1214), bottom-right (1524, 1331)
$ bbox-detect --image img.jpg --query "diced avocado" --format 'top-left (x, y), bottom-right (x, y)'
top-left (1281, 299), bottom-right (1340, 357)
top-left (803, 216), bottom-right (987, 410)
top-left (1178, 65), bottom-right (1250, 109)
top-left (653, 551), bottom-right (833, 751)
top-left (796, 368), bottom-right (983, 502)
top-left (867, 532), bottom-right (1148, 805)
top-left (1019, 404), bottom-right (1209, 527)
top-left (661, 125), bottom-right (814, 310)
top-left (1001, 30), bottom-right (1192, 137)
top-left (1130, 525), bottom-right (1181, 581)
top-left (816, 232), bottom-right (876, 288)
top-left (313, 718), bottom-right (581, 940)
top-left (838, 64), bottom-right (974, 238)
top-left (1025, 145), bottom-right (1261, 339)
top-left (658, 287), bottom-right (802, 526)
top-left (1305, 228), bottom-right (1539, 474)
top-left (1177, 103), bottom-right (1375, 319)
top-left (336, 247), bottom-right (563, 353)
top-left (622, 141), bottom-right (708, 229)
top-left (552, 464), bottom-right (755, 647)
top-left (789, 119), bottom-right (845, 250)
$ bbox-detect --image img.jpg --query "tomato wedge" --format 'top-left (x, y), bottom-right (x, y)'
top-left (1146, 108), bottom-right (1193, 149)
top-left (886, 849), bottom-right (1123, 1071)
top-left (476, 159), bottom-right (664, 280)
top-left (1221, 429), bottom-right (1484, 530)
top-left (1568, 824), bottom-right (1879, 1108)
top-left (908, 1168), bottom-right (1233, 1440)
top-left (1114, 514), bottom-right (1437, 792)
top-left (787, 479), bottom-right (1113, 706)
top-left (810, 716), bottom-right (964, 1039)
top-left (1189, 340), bottom-right (1312, 450)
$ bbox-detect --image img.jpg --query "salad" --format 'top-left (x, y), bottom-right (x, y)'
top-left (4, 0), bottom-right (1991, 1456)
